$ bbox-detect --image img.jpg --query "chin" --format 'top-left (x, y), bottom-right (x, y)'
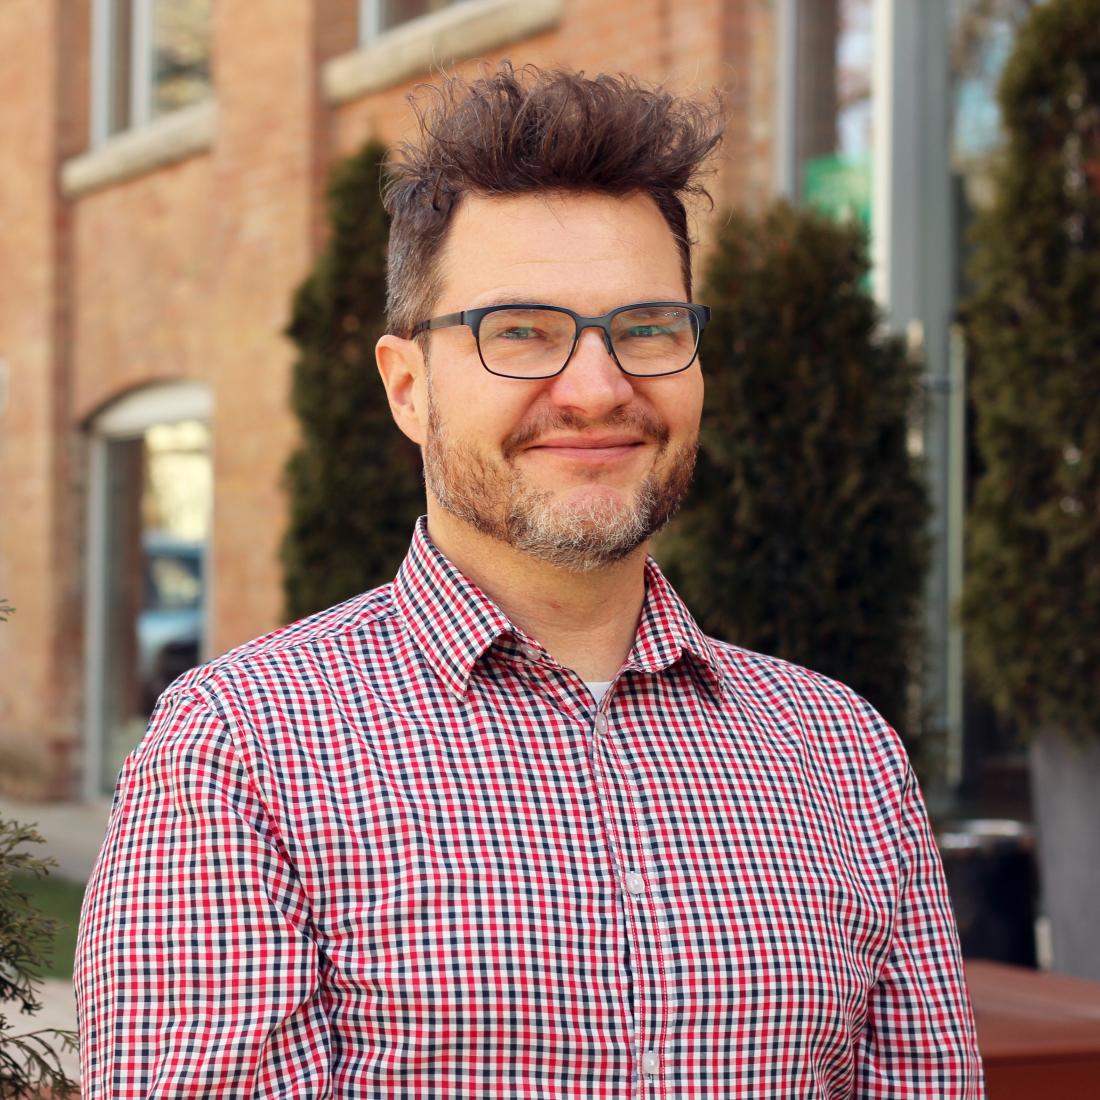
top-left (508, 488), bottom-right (647, 545)
top-left (552, 481), bottom-right (637, 509)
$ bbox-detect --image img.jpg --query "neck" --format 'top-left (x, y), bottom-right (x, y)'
top-left (425, 503), bottom-right (648, 682)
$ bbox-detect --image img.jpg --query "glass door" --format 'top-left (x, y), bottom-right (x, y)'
top-left (98, 421), bottom-right (211, 790)
top-left (86, 384), bottom-right (212, 797)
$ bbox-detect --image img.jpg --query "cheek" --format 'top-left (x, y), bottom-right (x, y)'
top-left (656, 374), bottom-right (703, 439)
top-left (685, 365), bottom-right (705, 409)
top-left (430, 379), bottom-right (533, 449)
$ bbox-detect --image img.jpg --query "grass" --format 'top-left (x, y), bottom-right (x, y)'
top-left (11, 872), bottom-right (88, 980)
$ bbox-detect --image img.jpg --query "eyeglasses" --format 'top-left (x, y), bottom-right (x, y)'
top-left (411, 301), bottom-right (710, 380)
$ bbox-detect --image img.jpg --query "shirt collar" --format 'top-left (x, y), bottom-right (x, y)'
top-left (630, 557), bottom-right (728, 694)
top-left (394, 517), bottom-right (727, 699)
top-left (393, 518), bottom-right (515, 699)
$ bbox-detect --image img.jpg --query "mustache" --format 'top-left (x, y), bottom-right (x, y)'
top-left (502, 407), bottom-right (671, 459)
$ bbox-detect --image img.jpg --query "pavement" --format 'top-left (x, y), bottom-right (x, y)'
top-left (0, 794), bottom-right (114, 1089)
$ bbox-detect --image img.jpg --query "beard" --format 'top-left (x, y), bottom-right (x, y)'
top-left (423, 386), bottom-right (697, 572)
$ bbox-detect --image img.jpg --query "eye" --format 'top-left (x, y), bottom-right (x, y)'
top-left (615, 307), bottom-right (693, 343)
top-left (624, 323), bottom-right (674, 338)
top-left (497, 325), bottom-right (540, 341)
top-left (480, 308), bottom-right (569, 346)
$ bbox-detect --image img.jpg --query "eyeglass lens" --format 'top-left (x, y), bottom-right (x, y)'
top-left (477, 306), bottom-right (700, 378)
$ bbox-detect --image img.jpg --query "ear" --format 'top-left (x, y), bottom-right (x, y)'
top-left (376, 334), bottom-right (428, 446)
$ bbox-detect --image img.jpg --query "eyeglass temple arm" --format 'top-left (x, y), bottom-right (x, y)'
top-left (410, 311), bottom-right (466, 337)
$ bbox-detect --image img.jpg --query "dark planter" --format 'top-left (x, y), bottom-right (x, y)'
top-left (937, 819), bottom-right (1038, 967)
top-left (1029, 729), bottom-right (1100, 981)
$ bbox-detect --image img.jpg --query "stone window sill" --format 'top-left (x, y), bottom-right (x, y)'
top-left (61, 100), bottom-right (216, 199)
top-left (323, 0), bottom-right (563, 104)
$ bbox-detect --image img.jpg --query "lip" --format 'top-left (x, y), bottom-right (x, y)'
top-left (524, 437), bottom-right (647, 464)
top-left (528, 434), bottom-right (646, 450)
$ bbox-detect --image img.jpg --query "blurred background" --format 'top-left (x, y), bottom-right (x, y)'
top-left (1, 0), bottom-right (1098, 1090)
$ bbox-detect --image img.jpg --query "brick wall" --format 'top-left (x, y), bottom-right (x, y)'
top-left (0, 0), bottom-right (80, 795)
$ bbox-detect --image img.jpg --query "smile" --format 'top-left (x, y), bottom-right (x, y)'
top-left (525, 439), bottom-right (647, 464)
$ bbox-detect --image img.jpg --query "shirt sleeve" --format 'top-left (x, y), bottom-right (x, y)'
top-left (75, 685), bottom-right (329, 1098)
top-left (854, 765), bottom-right (985, 1098)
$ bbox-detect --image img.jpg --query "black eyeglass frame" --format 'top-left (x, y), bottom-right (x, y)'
top-left (410, 301), bottom-right (711, 379)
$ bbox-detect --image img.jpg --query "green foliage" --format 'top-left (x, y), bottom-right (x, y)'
top-left (0, 603), bottom-right (11, 624)
top-left (281, 141), bottom-right (423, 620)
top-left (961, 0), bottom-right (1100, 735)
top-left (661, 201), bottom-right (928, 738)
top-left (0, 821), bottom-right (77, 1099)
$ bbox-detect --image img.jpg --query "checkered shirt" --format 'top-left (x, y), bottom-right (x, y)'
top-left (76, 518), bottom-right (983, 1097)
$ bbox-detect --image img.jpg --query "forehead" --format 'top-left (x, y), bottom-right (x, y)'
top-left (435, 191), bottom-right (688, 311)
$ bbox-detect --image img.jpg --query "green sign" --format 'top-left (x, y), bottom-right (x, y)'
top-left (802, 153), bottom-right (872, 231)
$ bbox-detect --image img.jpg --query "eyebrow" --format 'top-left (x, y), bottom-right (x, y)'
top-left (467, 294), bottom-right (687, 310)
top-left (466, 294), bottom-right (550, 309)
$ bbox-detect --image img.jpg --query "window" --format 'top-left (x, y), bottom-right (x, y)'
top-left (359, 0), bottom-right (467, 42)
top-left (950, 0), bottom-right (1035, 181)
top-left (92, 0), bottom-right (212, 142)
top-left (794, 0), bottom-right (874, 230)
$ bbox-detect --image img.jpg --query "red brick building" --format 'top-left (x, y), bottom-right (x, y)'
top-left (0, 0), bottom-right (783, 799)
top-left (1, 0), bottom-right (1021, 808)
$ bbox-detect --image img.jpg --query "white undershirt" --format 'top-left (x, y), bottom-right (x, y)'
top-left (586, 681), bottom-right (613, 706)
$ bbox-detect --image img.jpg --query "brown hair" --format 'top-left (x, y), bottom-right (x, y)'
top-left (383, 62), bottom-right (726, 338)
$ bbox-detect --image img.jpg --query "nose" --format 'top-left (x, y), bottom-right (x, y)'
top-left (547, 326), bottom-right (635, 417)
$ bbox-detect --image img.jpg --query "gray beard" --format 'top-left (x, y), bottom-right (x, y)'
top-left (423, 390), bottom-right (697, 572)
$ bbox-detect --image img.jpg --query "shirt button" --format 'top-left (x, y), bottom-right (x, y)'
top-left (624, 872), bottom-right (646, 895)
top-left (519, 643), bottom-right (540, 662)
top-left (594, 713), bottom-right (609, 735)
top-left (641, 1050), bottom-right (660, 1075)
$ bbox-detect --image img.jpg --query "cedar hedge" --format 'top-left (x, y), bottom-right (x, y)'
top-left (281, 141), bottom-right (423, 620)
top-left (661, 201), bottom-right (928, 741)
top-left (960, 0), bottom-right (1100, 735)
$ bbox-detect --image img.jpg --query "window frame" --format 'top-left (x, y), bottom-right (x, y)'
top-left (359, 0), bottom-right (381, 42)
top-left (328, 0), bottom-right (562, 104)
top-left (358, 0), bottom-right (457, 45)
top-left (90, 0), bottom-right (211, 145)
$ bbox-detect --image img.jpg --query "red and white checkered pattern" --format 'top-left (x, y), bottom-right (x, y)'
top-left (76, 518), bottom-right (983, 1097)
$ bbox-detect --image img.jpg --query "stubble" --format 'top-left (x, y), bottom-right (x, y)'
top-left (423, 384), bottom-right (697, 572)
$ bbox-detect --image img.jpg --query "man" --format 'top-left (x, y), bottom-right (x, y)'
top-left (77, 64), bottom-right (983, 1097)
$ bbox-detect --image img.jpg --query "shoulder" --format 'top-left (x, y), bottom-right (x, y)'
top-left (708, 637), bottom-right (877, 715)
top-left (118, 582), bottom-right (404, 779)
top-left (157, 581), bottom-right (402, 712)
top-left (705, 636), bottom-right (910, 781)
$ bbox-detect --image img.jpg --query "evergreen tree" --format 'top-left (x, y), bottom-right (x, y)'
top-left (961, 0), bottom-right (1100, 733)
top-left (0, 819), bottom-right (77, 1098)
top-left (661, 202), bottom-right (928, 737)
top-left (282, 141), bottom-right (423, 620)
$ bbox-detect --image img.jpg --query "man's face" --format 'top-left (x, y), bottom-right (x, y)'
top-left (407, 190), bottom-right (703, 571)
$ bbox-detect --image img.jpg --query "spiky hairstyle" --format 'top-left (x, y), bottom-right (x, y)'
top-left (383, 62), bottom-right (726, 338)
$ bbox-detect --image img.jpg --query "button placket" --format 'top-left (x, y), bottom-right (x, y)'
top-left (599, 721), bottom-right (672, 1096)
top-left (588, 704), bottom-right (669, 1090)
